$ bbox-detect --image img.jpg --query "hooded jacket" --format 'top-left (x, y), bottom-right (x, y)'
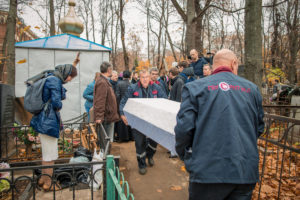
top-left (30, 64), bottom-right (72, 138)
top-left (83, 80), bottom-right (95, 114)
top-left (169, 76), bottom-right (184, 102)
top-left (175, 67), bottom-right (265, 184)
top-left (178, 67), bottom-right (195, 83)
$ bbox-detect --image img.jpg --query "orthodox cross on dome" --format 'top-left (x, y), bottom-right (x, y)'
top-left (58, 0), bottom-right (84, 37)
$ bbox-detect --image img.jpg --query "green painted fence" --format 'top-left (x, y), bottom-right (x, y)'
top-left (106, 155), bottom-right (134, 200)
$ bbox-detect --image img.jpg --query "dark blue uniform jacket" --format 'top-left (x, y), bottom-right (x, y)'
top-left (175, 68), bottom-right (265, 184)
top-left (119, 81), bottom-right (167, 115)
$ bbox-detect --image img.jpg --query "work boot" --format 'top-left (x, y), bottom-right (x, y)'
top-left (148, 157), bottom-right (154, 167)
top-left (139, 168), bottom-right (147, 175)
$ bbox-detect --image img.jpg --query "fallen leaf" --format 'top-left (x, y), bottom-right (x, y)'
top-left (119, 167), bottom-right (126, 171)
top-left (181, 166), bottom-right (186, 172)
top-left (23, 26), bottom-right (31, 31)
top-left (17, 59), bottom-right (27, 64)
top-left (261, 185), bottom-right (273, 193)
top-left (170, 185), bottom-right (182, 191)
top-left (156, 189), bottom-right (162, 193)
top-left (34, 26), bottom-right (40, 29)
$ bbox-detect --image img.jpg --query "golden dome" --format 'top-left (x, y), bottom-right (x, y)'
top-left (58, 0), bottom-right (84, 37)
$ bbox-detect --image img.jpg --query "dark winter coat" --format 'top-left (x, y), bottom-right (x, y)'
top-left (190, 57), bottom-right (208, 78)
top-left (30, 64), bottom-right (73, 138)
top-left (153, 79), bottom-right (168, 96)
top-left (131, 79), bottom-right (138, 84)
top-left (169, 76), bottom-right (185, 102)
top-left (175, 67), bottom-right (265, 184)
top-left (30, 75), bottom-right (67, 138)
top-left (109, 79), bottom-right (118, 93)
top-left (116, 79), bottom-right (131, 104)
top-left (119, 81), bottom-right (168, 115)
top-left (178, 67), bottom-right (195, 83)
top-left (93, 75), bottom-right (119, 123)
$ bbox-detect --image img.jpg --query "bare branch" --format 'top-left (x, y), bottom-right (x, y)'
top-left (170, 0), bottom-right (187, 22)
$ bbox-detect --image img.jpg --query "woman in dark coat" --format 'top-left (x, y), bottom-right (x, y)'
top-left (30, 54), bottom-right (79, 191)
top-left (115, 70), bottom-right (132, 142)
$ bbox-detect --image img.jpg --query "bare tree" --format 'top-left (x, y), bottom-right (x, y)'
top-left (285, 0), bottom-right (299, 84)
top-left (171, 0), bottom-right (213, 54)
top-left (244, 0), bottom-right (263, 88)
top-left (49, 0), bottom-right (55, 35)
top-left (6, 0), bottom-right (18, 85)
top-left (79, 0), bottom-right (90, 40)
top-left (109, 0), bottom-right (120, 69)
top-left (119, 0), bottom-right (129, 70)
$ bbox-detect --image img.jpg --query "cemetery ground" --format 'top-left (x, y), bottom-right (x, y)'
top-left (1, 116), bottom-right (299, 200)
top-left (111, 142), bottom-right (189, 200)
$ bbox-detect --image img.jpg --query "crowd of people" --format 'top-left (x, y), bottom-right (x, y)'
top-left (29, 48), bottom-right (265, 199)
top-left (83, 48), bottom-right (214, 144)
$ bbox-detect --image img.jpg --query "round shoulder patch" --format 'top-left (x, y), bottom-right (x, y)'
top-left (219, 82), bottom-right (230, 91)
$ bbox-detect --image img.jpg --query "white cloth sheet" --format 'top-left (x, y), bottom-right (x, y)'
top-left (123, 98), bottom-right (180, 155)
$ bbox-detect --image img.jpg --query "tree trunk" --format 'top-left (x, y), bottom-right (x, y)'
top-left (166, 28), bottom-right (177, 62)
top-left (185, 0), bottom-right (196, 55)
top-left (90, 0), bottom-right (95, 42)
top-left (286, 0), bottom-right (299, 84)
top-left (195, 16), bottom-right (203, 54)
top-left (270, 0), bottom-right (279, 68)
top-left (0, 28), bottom-right (7, 82)
top-left (244, 0), bottom-right (262, 88)
top-left (6, 0), bottom-right (17, 85)
top-left (49, 0), bottom-right (55, 36)
top-left (120, 0), bottom-right (129, 70)
top-left (147, 0), bottom-right (150, 62)
top-left (206, 13), bottom-right (211, 52)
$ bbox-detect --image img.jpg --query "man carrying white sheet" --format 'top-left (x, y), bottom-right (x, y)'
top-left (119, 69), bottom-right (167, 175)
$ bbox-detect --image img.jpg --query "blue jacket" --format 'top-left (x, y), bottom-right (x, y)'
top-left (119, 81), bottom-right (167, 115)
top-left (83, 80), bottom-right (95, 114)
top-left (190, 57), bottom-right (208, 78)
top-left (30, 75), bottom-right (66, 138)
top-left (175, 68), bottom-right (264, 184)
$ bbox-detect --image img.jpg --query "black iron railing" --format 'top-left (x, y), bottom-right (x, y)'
top-left (263, 105), bottom-right (300, 118)
top-left (0, 122), bottom-right (112, 200)
top-left (0, 123), bottom-right (110, 163)
top-left (0, 161), bottom-right (105, 200)
top-left (253, 113), bottom-right (300, 199)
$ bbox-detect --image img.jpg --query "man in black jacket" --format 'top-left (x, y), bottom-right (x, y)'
top-left (175, 49), bottom-right (264, 200)
top-left (169, 67), bottom-right (184, 102)
top-left (115, 70), bottom-right (132, 142)
top-left (189, 49), bottom-right (208, 78)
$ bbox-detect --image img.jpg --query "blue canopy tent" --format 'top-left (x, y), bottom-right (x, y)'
top-left (15, 33), bottom-right (111, 121)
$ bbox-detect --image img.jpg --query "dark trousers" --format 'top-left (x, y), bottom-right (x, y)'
top-left (189, 182), bottom-right (256, 200)
top-left (132, 129), bottom-right (157, 169)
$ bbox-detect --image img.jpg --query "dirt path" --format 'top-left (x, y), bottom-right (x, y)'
top-left (111, 142), bottom-right (189, 200)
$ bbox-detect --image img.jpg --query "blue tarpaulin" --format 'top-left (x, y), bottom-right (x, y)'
top-left (15, 33), bottom-right (111, 51)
